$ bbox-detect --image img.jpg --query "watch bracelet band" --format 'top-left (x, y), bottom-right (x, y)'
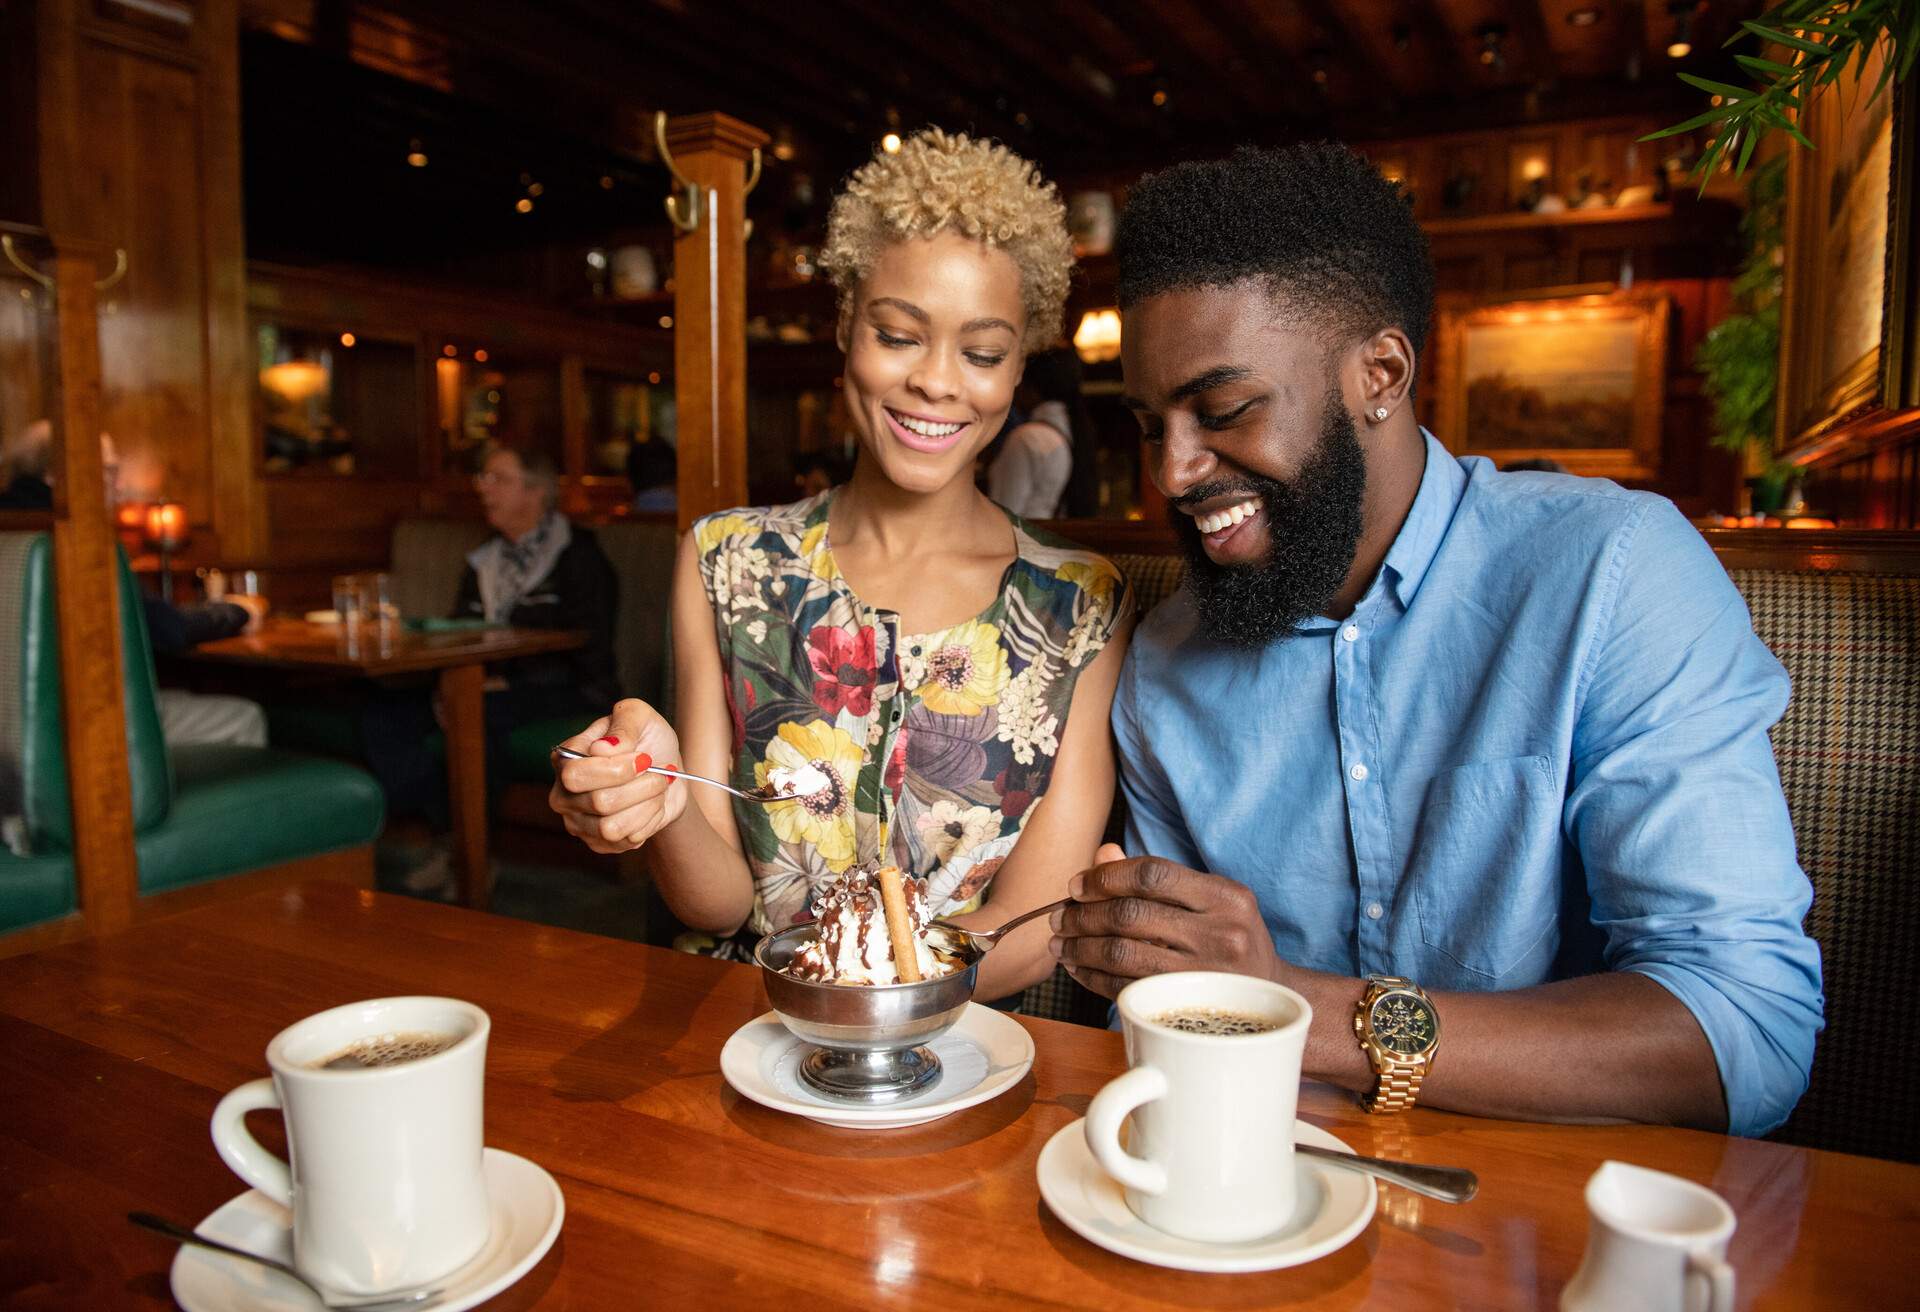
top-left (1362, 1065), bottom-right (1425, 1113)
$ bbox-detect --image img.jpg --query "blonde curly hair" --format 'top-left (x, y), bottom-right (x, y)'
top-left (819, 128), bottom-right (1073, 353)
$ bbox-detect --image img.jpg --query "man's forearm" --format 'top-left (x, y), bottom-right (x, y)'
top-left (1282, 965), bottom-right (1728, 1131)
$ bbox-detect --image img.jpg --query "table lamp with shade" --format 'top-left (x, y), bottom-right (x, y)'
top-left (144, 500), bottom-right (188, 603)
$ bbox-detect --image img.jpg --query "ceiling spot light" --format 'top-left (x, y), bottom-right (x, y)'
top-left (1151, 88), bottom-right (1168, 107)
top-left (1666, 2), bottom-right (1694, 57)
top-left (515, 197), bottom-right (534, 213)
top-left (1567, 7), bottom-right (1602, 27)
top-left (658, 315), bottom-right (674, 329)
top-left (881, 132), bottom-right (902, 153)
top-left (1475, 22), bottom-right (1508, 69)
top-left (599, 174), bottom-right (614, 189)
top-left (406, 139), bottom-right (428, 168)
top-left (771, 126), bottom-right (797, 162)
top-left (442, 344), bottom-right (457, 357)
top-left (339, 332), bottom-right (356, 348)
top-left (647, 371), bottom-right (662, 384)
top-left (473, 349), bottom-right (489, 363)
top-left (527, 182), bottom-right (544, 197)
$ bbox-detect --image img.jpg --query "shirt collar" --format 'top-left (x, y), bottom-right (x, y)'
top-left (1379, 430), bottom-right (1467, 610)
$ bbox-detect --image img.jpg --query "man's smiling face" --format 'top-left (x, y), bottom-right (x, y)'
top-left (1122, 280), bottom-right (1368, 647)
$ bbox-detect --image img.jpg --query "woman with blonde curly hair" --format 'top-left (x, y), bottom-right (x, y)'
top-left (550, 129), bottom-right (1134, 1000)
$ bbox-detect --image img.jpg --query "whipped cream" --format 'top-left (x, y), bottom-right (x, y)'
top-left (788, 868), bottom-right (963, 986)
top-left (766, 761), bottom-right (830, 799)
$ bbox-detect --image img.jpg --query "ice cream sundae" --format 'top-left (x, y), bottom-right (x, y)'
top-left (766, 761), bottom-right (830, 799)
top-left (788, 866), bottom-right (964, 985)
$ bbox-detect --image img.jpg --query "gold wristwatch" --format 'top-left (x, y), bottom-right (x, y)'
top-left (1353, 975), bottom-right (1440, 1113)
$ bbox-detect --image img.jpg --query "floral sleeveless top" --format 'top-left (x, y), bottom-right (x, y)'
top-left (694, 491), bottom-right (1133, 935)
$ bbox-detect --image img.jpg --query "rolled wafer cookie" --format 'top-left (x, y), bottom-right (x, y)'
top-left (874, 865), bottom-right (923, 984)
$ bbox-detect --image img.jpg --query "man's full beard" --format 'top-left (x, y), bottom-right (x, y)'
top-left (1170, 393), bottom-right (1367, 648)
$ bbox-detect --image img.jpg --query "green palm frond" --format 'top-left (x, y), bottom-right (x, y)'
top-left (1643, 0), bottom-right (1914, 188)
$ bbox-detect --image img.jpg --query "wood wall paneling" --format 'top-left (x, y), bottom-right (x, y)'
top-left (36, 0), bottom-right (255, 560)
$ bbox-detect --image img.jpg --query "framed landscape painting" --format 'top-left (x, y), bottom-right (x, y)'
top-left (1434, 288), bottom-right (1669, 480)
top-left (1776, 52), bottom-right (1916, 463)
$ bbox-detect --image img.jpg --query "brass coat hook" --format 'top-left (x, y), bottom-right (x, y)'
top-left (654, 112), bottom-right (762, 239)
top-left (1, 235), bottom-right (128, 292)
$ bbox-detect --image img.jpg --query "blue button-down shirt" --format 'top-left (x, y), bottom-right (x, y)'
top-left (1112, 432), bottom-right (1824, 1135)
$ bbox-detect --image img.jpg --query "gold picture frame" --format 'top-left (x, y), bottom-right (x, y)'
top-left (1776, 55), bottom-right (1917, 463)
top-left (1434, 288), bottom-right (1670, 480)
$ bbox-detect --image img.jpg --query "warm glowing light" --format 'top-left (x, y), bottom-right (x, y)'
top-left (527, 182), bottom-right (544, 197)
top-left (1479, 47), bottom-right (1497, 65)
top-left (259, 360), bottom-right (329, 402)
top-left (515, 197), bottom-right (534, 213)
top-left (1521, 156), bottom-right (1549, 182)
top-left (881, 132), bottom-right (902, 154)
top-left (406, 138), bottom-right (428, 168)
top-left (144, 501), bottom-right (188, 548)
top-left (647, 371), bottom-right (662, 384)
top-left (1151, 89), bottom-right (1168, 107)
top-left (658, 315), bottom-right (674, 329)
top-left (473, 349), bottom-right (489, 363)
top-left (339, 332), bottom-right (356, 348)
top-left (1566, 6), bottom-right (1602, 26)
top-left (443, 343), bottom-right (458, 357)
top-left (599, 174), bottom-right (614, 189)
top-left (1073, 308), bottom-right (1123, 364)
top-left (1667, 39), bottom-right (1692, 58)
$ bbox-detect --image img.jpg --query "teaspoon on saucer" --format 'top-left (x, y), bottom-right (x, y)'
top-left (129, 1212), bottom-right (443, 1310)
top-left (1296, 1145), bottom-right (1479, 1202)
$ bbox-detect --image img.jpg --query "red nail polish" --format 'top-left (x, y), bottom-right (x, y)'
top-left (635, 753), bottom-right (653, 773)
top-left (598, 735), bottom-right (620, 746)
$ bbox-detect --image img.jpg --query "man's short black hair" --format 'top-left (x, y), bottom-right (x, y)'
top-left (1115, 142), bottom-right (1433, 360)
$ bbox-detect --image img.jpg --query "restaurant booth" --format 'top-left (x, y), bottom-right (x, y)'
top-left (2, 0), bottom-right (1919, 1306)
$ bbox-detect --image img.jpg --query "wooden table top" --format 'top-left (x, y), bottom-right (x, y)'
top-left (180, 617), bottom-right (586, 677)
top-left (2, 886), bottom-right (1913, 1310)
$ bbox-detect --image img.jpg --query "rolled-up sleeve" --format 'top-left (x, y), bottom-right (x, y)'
top-left (1566, 499), bottom-right (1824, 1135)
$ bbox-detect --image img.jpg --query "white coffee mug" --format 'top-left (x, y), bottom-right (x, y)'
top-left (1084, 971), bottom-right (1312, 1243)
top-left (211, 997), bottom-right (491, 1295)
top-left (1561, 1160), bottom-right (1736, 1312)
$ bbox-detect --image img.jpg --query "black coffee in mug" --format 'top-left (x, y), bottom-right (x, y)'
top-left (1150, 1007), bottom-right (1282, 1036)
top-left (311, 1031), bottom-right (458, 1070)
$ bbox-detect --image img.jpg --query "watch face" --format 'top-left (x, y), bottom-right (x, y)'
top-left (1370, 992), bottom-right (1437, 1057)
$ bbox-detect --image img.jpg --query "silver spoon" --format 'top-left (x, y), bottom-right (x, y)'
top-left (1296, 1144), bottom-right (1479, 1203)
top-left (551, 745), bottom-right (817, 805)
top-left (930, 897), bottom-right (1073, 952)
top-left (129, 1212), bottom-right (443, 1310)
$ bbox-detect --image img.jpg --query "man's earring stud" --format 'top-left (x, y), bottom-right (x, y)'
top-left (1372, 407), bottom-right (1389, 421)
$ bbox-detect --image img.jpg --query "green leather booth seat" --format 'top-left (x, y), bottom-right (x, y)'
top-left (0, 849), bottom-right (79, 934)
top-left (137, 745), bottom-right (384, 894)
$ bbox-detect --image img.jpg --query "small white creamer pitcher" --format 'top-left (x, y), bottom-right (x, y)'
top-left (1561, 1160), bottom-right (1736, 1312)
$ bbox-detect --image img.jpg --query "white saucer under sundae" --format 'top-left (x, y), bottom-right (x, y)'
top-left (788, 867), bottom-right (964, 985)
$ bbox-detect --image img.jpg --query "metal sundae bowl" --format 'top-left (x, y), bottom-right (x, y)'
top-left (754, 923), bottom-right (983, 1104)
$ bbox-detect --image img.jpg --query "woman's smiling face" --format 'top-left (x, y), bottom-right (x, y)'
top-left (839, 230), bottom-right (1027, 496)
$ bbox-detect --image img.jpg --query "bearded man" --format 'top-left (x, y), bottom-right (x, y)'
top-left (1049, 143), bottom-right (1822, 1137)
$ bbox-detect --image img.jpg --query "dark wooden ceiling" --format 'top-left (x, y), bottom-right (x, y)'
top-left (241, 0), bottom-right (1761, 269)
top-left (253, 0), bottom-right (1761, 164)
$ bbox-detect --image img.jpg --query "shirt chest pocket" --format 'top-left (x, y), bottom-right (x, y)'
top-left (1410, 755), bottom-right (1562, 982)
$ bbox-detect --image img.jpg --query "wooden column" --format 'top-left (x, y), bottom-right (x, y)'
top-left (49, 242), bottom-right (140, 936)
top-left (664, 112), bottom-right (767, 531)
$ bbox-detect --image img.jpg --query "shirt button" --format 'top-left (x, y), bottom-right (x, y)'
top-left (1350, 762), bottom-right (1369, 781)
top-left (1365, 901), bottom-right (1384, 920)
top-left (1342, 624), bottom-right (1359, 642)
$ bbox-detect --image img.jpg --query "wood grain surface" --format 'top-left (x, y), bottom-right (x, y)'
top-left (1, 885), bottom-right (1913, 1310)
